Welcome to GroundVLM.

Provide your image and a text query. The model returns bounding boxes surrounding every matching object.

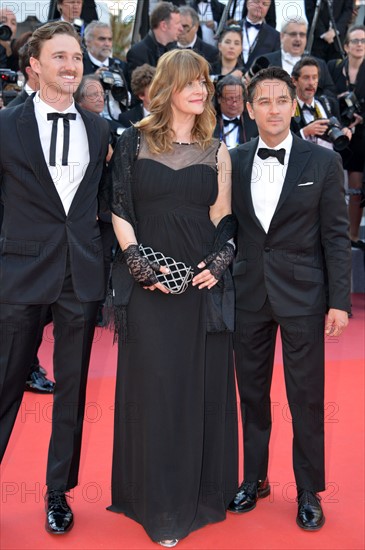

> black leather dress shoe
[228,478,271,513]
[25,370,54,393]
[45,490,74,534]
[296,489,325,531]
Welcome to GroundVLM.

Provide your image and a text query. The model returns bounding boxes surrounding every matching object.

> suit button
[264,247,270,252]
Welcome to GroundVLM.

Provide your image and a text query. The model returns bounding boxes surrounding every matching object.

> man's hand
[321,28,336,44]
[302,119,329,138]
[325,308,349,337]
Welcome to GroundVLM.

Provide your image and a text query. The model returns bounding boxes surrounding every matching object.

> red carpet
[1,293,364,550]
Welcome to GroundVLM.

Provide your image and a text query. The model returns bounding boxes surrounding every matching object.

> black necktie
[246,20,262,30]
[223,117,240,127]
[302,104,317,116]
[47,112,77,167]
[257,147,285,165]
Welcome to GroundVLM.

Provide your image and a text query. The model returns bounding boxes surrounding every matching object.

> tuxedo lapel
[273,133,312,216]
[67,105,101,216]
[17,96,65,213]
[238,137,265,230]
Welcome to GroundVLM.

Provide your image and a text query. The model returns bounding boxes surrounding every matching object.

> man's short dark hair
[291,56,320,80]
[28,21,81,60]
[150,2,180,30]
[18,42,31,81]
[131,64,156,97]
[247,66,296,103]
[216,74,246,100]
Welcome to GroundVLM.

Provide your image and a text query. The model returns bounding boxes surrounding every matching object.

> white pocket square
[298,181,314,186]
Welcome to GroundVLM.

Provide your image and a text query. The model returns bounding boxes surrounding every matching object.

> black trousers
[0,265,99,491]
[234,299,325,492]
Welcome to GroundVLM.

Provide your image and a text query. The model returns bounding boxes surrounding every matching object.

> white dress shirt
[221,114,240,149]
[281,49,301,75]
[33,92,90,215]
[242,18,263,64]
[251,132,293,233]
[197,1,217,46]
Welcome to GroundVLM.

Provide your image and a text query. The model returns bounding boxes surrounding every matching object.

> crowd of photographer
[1,0,365,251]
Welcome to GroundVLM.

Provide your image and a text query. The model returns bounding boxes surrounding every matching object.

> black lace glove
[201,242,235,280]
[123,244,160,286]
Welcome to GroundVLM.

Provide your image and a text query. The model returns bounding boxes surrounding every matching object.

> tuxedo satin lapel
[67,106,100,215]
[240,138,264,230]
[273,134,312,216]
[17,97,65,213]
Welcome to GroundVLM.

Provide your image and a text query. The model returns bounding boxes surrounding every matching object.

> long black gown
[108,137,238,542]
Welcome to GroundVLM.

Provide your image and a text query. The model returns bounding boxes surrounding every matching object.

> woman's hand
[348,113,363,129]
[124,244,170,293]
[193,243,235,290]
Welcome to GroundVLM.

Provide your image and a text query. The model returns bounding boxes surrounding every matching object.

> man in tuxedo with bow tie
[262,17,336,98]
[0,21,109,534]
[229,66,351,530]
[241,0,280,73]
[214,74,258,147]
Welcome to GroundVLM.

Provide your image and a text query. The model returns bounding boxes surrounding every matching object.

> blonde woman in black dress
[108,49,238,547]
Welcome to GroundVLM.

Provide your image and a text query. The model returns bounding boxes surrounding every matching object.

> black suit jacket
[242,22,280,72]
[0,97,110,304]
[118,103,144,127]
[188,36,218,65]
[190,0,225,39]
[290,95,341,137]
[214,112,258,144]
[263,50,337,98]
[126,31,177,78]
[82,52,128,76]
[5,89,30,108]
[305,0,353,57]
[231,134,351,316]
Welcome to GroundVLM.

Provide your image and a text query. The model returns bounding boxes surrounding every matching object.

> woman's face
[345,29,365,61]
[171,76,208,118]
[218,32,242,63]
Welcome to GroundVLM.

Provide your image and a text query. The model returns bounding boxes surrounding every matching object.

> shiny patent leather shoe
[228,478,271,513]
[25,369,54,394]
[158,540,179,548]
[45,490,74,534]
[296,489,325,531]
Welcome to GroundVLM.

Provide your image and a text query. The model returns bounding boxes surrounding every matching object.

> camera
[99,61,129,113]
[247,56,270,79]
[0,68,18,84]
[322,116,350,151]
[0,23,12,41]
[339,91,363,126]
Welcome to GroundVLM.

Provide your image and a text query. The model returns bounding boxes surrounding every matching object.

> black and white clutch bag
[139,244,193,294]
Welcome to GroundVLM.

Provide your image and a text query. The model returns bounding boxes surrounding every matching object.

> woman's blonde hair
[136,49,216,153]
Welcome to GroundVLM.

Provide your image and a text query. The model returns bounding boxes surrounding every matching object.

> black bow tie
[257,147,285,165]
[246,20,262,30]
[302,103,317,115]
[223,117,240,127]
[47,112,77,167]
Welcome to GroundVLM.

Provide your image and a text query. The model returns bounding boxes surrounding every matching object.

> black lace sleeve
[109,126,140,231]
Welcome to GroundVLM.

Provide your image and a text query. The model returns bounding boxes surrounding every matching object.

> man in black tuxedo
[189,0,225,46]
[262,17,336,97]
[229,67,351,530]
[305,0,353,61]
[127,2,183,78]
[240,0,280,73]
[83,20,128,79]
[227,0,276,29]
[214,74,258,147]
[0,21,109,534]
[177,5,218,64]
[290,56,352,149]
